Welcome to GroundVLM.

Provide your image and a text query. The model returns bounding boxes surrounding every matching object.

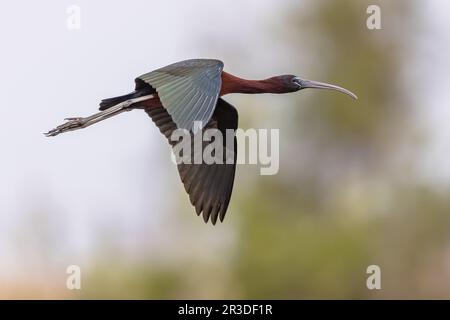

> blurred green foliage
[78,0,450,299]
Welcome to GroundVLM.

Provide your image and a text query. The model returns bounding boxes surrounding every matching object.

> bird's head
[276,75,357,99]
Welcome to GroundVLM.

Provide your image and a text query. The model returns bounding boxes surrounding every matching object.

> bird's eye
[292,78,301,87]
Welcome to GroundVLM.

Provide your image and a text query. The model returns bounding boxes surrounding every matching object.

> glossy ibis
[46,59,357,224]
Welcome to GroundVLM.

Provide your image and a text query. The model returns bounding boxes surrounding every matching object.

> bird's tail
[46,90,156,137]
[99,87,154,111]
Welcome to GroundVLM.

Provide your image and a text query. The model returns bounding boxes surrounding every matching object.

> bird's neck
[220,72,286,95]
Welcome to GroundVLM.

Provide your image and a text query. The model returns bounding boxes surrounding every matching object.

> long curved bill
[297,78,358,100]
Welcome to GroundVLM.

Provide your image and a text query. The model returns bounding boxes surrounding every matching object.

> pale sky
[0,0,295,277]
[0,0,449,279]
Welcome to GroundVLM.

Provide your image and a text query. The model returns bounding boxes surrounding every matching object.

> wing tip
[198,203,229,225]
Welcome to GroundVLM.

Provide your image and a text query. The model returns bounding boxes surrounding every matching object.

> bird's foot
[44,95,155,138]
[45,117,87,137]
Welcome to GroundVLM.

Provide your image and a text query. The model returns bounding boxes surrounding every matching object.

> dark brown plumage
[45,58,356,224]
[145,99,237,224]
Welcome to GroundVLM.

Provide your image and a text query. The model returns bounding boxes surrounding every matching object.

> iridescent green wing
[137,59,224,132]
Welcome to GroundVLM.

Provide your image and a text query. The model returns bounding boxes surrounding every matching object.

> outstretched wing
[145,98,238,224]
[137,59,224,132]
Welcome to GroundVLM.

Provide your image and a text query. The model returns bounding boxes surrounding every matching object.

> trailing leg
[45,94,154,137]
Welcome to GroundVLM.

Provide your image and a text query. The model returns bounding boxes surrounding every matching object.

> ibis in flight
[46,59,357,224]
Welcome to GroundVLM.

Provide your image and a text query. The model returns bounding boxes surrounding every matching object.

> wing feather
[145,98,238,224]
[138,59,223,132]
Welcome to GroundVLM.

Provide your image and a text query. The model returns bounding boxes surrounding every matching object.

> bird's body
[46,59,357,224]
